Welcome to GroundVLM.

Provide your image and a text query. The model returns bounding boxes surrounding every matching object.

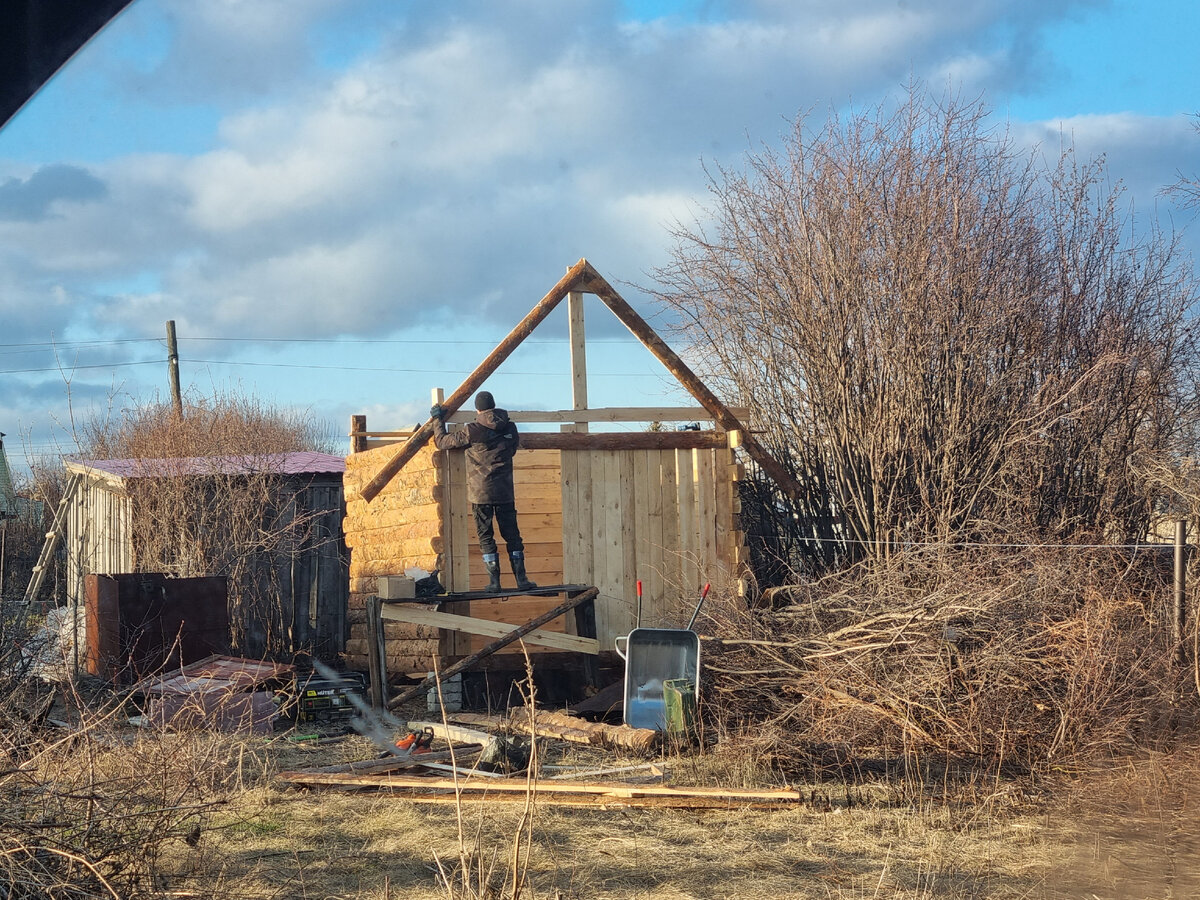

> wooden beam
[275,771,805,804]
[440,406,751,424]
[519,431,726,451]
[359,258,592,503]
[350,414,368,453]
[568,290,589,433]
[289,746,476,775]
[365,595,386,709]
[387,587,599,709]
[452,708,659,754]
[380,603,600,654]
[574,262,802,498]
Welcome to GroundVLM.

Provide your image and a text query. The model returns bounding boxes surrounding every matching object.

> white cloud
[4,0,1193,448]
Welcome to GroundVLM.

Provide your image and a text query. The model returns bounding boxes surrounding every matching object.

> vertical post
[165,320,182,417]
[431,388,454,606]
[350,415,367,454]
[571,588,600,689]
[1175,519,1187,660]
[365,594,386,709]
[568,290,588,433]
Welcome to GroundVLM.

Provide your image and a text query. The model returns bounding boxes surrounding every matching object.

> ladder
[22,473,81,605]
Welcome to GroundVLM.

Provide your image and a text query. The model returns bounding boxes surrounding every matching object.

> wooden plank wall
[561,445,746,649]
[343,442,443,674]
[343,434,747,672]
[441,448,568,656]
[66,479,134,610]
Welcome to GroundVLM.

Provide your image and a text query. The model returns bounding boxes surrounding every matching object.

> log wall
[343,441,442,673]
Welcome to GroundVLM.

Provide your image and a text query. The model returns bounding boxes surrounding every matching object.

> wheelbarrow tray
[615,627,700,731]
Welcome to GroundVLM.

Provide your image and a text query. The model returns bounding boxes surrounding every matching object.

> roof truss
[359,259,798,502]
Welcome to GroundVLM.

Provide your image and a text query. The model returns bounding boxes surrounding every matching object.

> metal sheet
[132,654,293,697]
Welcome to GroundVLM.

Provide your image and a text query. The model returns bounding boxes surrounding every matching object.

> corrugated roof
[67,451,346,481]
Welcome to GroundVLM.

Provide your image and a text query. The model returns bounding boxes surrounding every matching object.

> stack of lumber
[276,769,803,809]
[449,708,660,754]
[276,709,801,810]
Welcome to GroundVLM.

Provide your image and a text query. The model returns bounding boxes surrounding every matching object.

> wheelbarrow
[614,582,709,731]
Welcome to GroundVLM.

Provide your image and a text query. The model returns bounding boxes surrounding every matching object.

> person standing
[431,390,536,592]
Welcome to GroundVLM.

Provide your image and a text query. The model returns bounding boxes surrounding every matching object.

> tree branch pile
[701,549,1193,774]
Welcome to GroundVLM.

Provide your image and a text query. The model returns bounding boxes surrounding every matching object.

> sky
[1,0,1199,475]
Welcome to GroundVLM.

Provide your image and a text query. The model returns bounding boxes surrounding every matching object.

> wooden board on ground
[275,771,805,810]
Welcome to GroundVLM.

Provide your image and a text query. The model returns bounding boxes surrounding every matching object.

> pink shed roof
[67,451,345,481]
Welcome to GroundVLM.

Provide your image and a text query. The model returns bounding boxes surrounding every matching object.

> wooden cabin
[342,261,797,680]
[61,451,349,661]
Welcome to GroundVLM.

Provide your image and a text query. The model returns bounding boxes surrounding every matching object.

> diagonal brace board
[574,262,802,497]
[380,603,600,654]
[388,587,599,709]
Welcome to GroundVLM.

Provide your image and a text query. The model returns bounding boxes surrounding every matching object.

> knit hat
[474,390,495,411]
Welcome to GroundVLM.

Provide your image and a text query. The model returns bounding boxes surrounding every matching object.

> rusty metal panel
[132,655,293,696]
[84,573,230,684]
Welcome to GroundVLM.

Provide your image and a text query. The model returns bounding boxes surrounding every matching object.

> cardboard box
[376,575,416,600]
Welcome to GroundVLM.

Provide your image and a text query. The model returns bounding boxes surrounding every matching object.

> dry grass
[1044,745,1200,899]
[9,580,1197,898]
[175,771,1055,899]
[9,678,1184,900]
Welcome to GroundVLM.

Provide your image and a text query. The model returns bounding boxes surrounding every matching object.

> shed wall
[66,478,134,611]
[342,434,746,674]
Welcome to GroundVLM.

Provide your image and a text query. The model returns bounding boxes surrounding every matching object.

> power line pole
[166,319,182,416]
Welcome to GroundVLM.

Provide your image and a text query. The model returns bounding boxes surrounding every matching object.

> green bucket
[662,677,697,738]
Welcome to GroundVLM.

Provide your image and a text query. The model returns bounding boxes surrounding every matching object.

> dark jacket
[433,407,520,504]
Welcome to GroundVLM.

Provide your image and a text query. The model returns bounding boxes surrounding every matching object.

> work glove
[429,404,445,420]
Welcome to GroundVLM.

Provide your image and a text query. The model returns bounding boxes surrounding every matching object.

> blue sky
[2,0,1198,472]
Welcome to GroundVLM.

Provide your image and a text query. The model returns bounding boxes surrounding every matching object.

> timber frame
[342,260,795,678]
[356,259,799,502]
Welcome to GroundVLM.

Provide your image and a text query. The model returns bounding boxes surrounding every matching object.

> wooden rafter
[359,258,799,503]
[574,261,801,497]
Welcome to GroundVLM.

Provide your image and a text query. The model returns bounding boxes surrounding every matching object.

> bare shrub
[0,688,245,898]
[701,548,1189,777]
[654,85,1200,576]
[79,390,334,460]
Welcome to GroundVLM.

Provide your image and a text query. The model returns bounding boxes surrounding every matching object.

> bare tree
[1165,112,1200,210]
[654,87,1200,576]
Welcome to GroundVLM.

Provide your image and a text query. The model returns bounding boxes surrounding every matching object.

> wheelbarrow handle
[686,583,712,631]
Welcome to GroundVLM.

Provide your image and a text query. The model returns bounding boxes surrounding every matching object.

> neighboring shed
[0,433,15,518]
[343,260,798,679]
[63,451,349,660]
